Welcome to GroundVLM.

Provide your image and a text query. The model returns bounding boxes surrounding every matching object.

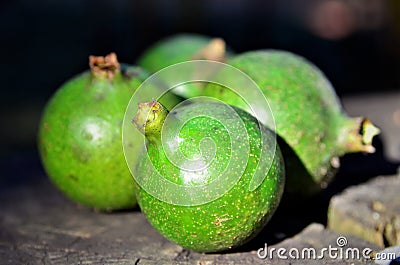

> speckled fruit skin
[197,50,379,194]
[133,101,284,252]
[38,60,180,211]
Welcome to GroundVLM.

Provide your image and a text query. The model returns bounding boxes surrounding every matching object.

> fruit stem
[191,38,227,62]
[338,117,380,154]
[132,100,169,142]
[89,52,120,79]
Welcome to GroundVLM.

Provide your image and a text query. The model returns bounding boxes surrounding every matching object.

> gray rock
[328,173,400,248]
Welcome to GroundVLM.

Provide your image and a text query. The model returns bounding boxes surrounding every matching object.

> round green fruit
[38,53,180,211]
[131,100,285,252]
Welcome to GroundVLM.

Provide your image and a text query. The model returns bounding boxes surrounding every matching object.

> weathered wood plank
[1,176,381,265]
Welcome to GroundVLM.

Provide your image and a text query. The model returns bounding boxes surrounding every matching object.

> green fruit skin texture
[199,50,363,193]
[134,102,285,252]
[38,65,180,211]
[137,34,218,73]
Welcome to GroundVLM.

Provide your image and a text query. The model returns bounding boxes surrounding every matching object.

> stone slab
[328,172,400,247]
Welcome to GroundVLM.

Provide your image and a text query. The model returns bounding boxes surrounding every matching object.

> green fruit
[131,100,285,252]
[137,34,229,73]
[38,53,180,211]
[137,34,233,99]
[185,50,380,194]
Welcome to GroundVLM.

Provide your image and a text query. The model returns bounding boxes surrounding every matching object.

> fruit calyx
[340,117,380,154]
[132,100,169,142]
[89,52,120,79]
[192,38,227,62]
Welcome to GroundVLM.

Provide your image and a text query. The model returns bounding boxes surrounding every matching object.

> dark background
[1,0,400,158]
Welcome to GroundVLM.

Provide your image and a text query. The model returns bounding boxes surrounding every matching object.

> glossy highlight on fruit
[131,100,285,252]
[189,50,380,194]
[38,53,180,211]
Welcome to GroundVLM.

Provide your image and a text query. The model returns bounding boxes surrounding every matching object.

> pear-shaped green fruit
[131,100,285,252]
[184,50,380,194]
[38,53,181,211]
